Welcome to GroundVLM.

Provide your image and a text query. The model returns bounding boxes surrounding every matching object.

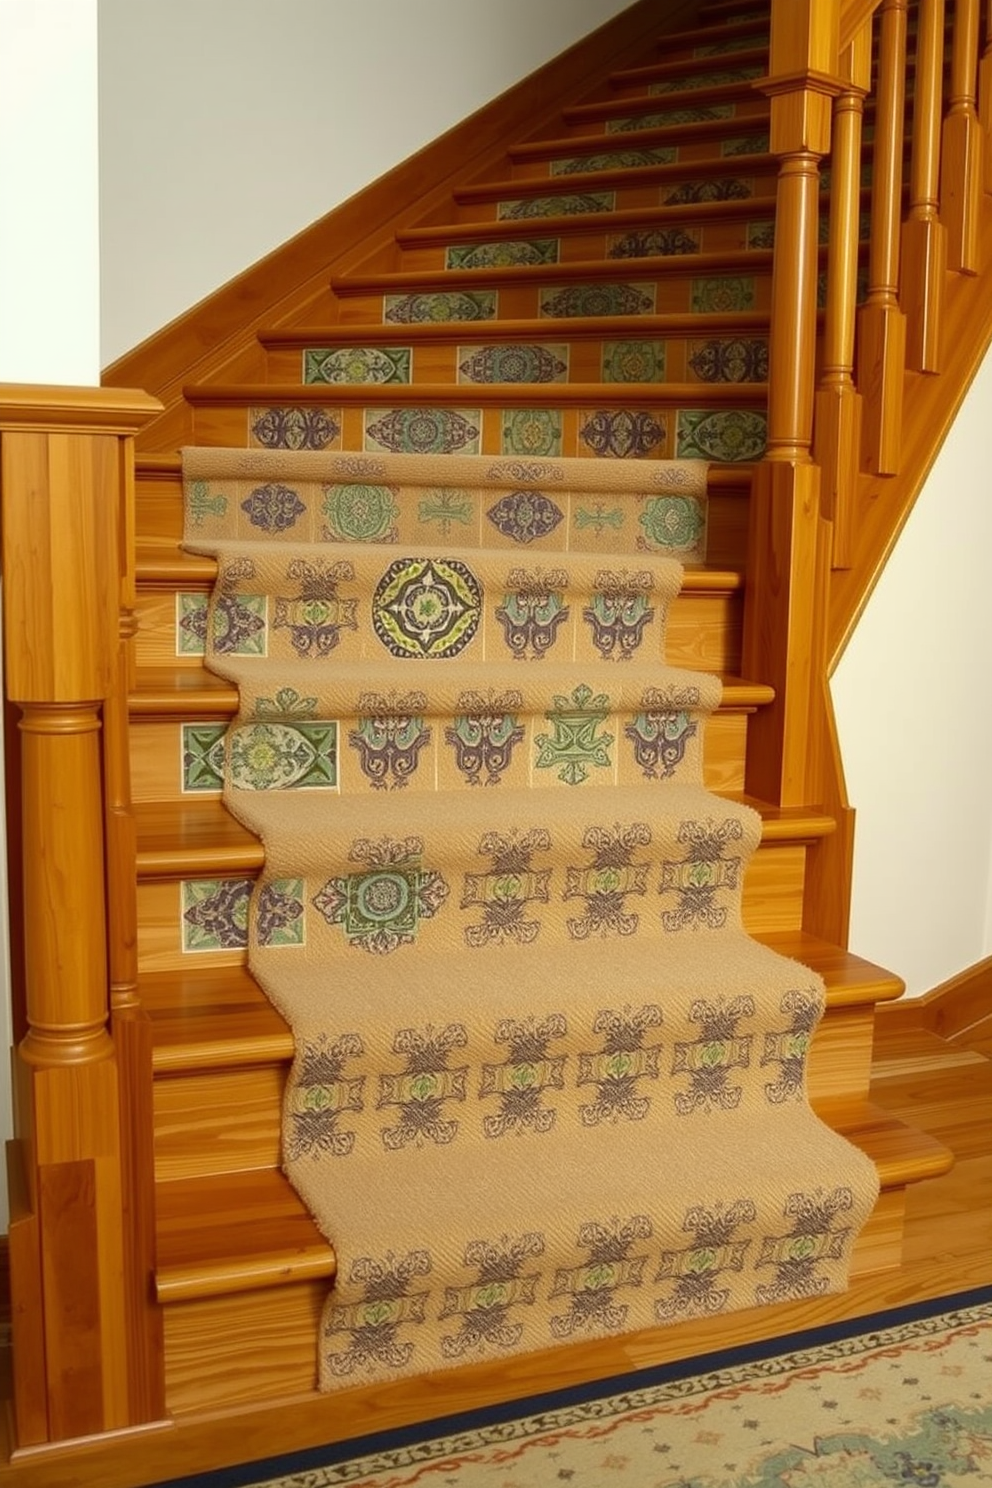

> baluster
[814,26,872,568]
[857,0,908,475]
[902,0,949,369]
[942,0,984,268]
[980,0,992,190]
[743,0,841,806]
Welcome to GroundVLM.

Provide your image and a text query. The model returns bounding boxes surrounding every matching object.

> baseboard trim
[876,956,992,1039]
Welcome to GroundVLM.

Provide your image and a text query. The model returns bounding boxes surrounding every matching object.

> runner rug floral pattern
[160,1292,992,1487]
[182,446,879,1392]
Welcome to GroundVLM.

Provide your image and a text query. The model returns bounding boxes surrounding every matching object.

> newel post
[742,0,842,806]
[0,384,161,1446]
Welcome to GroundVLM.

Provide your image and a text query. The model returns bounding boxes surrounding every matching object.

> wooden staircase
[7,0,992,1460]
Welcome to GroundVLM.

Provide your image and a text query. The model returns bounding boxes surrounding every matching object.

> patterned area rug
[182,447,879,1393]
[150,1290,992,1488]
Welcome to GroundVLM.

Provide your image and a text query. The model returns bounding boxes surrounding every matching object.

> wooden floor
[2,1005,989,1488]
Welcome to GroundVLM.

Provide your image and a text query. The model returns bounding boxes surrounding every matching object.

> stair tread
[329,249,775,295]
[143,929,904,1074]
[133,792,835,880]
[562,76,767,124]
[181,380,767,406]
[260,311,773,346]
[609,45,769,89]
[506,120,771,165]
[152,1098,950,1304]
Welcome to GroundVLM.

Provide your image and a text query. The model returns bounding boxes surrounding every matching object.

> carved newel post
[0,384,160,1446]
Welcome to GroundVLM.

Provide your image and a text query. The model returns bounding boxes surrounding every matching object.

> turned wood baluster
[0,384,160,1446]
[980,0,992,190]
[814,26,871,568]
[902,0,950,370]
[857,0,908,475]
[942,0,984,268]
[742,0,841,807]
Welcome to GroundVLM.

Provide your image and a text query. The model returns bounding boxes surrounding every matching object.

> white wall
[98,0,633,364]
[0,0,102,1233]
[832,342,992,997]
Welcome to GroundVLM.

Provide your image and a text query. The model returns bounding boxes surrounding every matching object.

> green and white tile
[607,103,735,134]
[364,408,482,456]
[602,341,667,382]
[182,723,227,792]
[181,877,252,953]
[690,276,756,313]
[176,592,208,656]
[445,240,559,270]
[457,344,569,384]
[496,192,615,221]
[501,409,563,457]
[303,347,412,385]
[549,147,677,175]
[539,283,656,318]
[676,408,768,461]
[384,290,497,324]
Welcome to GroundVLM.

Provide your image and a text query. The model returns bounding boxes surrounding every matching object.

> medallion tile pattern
[457,343,568,384]
[303,347,411,386]
[176,591,208,655]
[607,103,735,132]
[228,719,338,791]
[649,65,763,93]
[535,683,614,785]
[664,176,753,204]
[497,192,615,220]
[601,340,667,382]
[487,489,565,544]
[677,408,768,461]
[550,147,676,175]
[384,290,497,324]
[688,336,769,382]
[500,409,563,457]
[608,227,701,259]
[365,408,481,456]
[445,240,558,270]
[250,406,341,451]
[690,275,756,312]
[539,283,655,318]
[579,409,666,459]
[321,482,400,543]
[372,557,482,660]
[181,877,252,953]
[312,837,449,956]
[182,722,227,792]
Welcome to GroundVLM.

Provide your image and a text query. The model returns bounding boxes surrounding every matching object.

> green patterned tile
[384,290,497,323]
[690,276,756,313]
[649,66,763,94]
[303,347,411,385]
[602,341,667,382]
[608,227,700,259]
[182,723,227,792]
[227,720,337,791]
[176,592,208,656]
[211,593,268,657]
[181,877,252,953]
[746,221,775,250]
[539,283,656,318]
[496,192,615,221]
[550,147,676,175]
[416,488,477,537]
[676,408,768,462]
[664,178,753,205]
[364,408,481,455]
[457,344,568,384]
[721,134,770,157]
[445,240,559,270]
[501,409,563,457]
[695,35,768,56]
[607,103,735,134]
[257,879,306,948]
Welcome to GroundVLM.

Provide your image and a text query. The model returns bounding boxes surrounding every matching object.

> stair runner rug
[182,446,879,1394]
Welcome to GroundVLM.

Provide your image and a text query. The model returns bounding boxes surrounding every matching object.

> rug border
[149,1284,992,1488]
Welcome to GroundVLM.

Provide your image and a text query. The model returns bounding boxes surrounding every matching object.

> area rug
[150,1288,992,1487]
[182,447,879,1393]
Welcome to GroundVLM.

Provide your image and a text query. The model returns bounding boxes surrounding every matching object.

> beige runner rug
[182,446,879,1393]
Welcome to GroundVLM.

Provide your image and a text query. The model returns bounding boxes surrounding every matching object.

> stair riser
[136,842,808,974]
[129,710,752,804]
[186,398,768,468]
[450,166,778,220]
[264,329,771,385]
[150,1000,877,1184]
[506,115,772,179]
[159,1190,906,1415]
[135,588,745,677]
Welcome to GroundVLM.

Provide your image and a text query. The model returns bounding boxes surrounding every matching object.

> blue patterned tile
[249,406,341,451]
[579,410,666,458]
[457,344,568,384]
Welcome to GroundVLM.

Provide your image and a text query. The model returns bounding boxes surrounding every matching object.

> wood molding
[875,955,992,1037]
[100,0,689,445]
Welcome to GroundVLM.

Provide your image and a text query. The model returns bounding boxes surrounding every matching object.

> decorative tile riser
[332,274,775,326]
[133,588,743,675]
[447,171,779,226]
[160,1189,906,1416]
[189,401,768,463]
[395,216,770,274]
[129,707,750,804]
[150,1002,876,1185]
[135,842,809,973]
[508,123,774,180]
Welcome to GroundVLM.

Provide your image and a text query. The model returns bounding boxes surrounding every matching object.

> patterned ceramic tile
[676,408,768,461]
[695,35,768,56]
[445,240,559,270]
[416,488,477,537]
[539,283,655,318]
[573,502,627,536]
[746,220,776,249]
[176,592,208,656]
[602,341,667,382]
[487,490,565,543]
[303,347,411,385]
[608,227,701,259]
[384,291,497,323]
[227,720,338,791]
[500,409,563,457]
[649,65,763,94]
[182,722,227,792]
[690,276,756,313]
[578,410,666,458]
[534,684,614,786]
[457,344,568,384]
[549,147,677,175]
[249,406,341,451]
[663,177,753,205]
[364,408,481,455]
[321,482,400,542]
[181,877,252,953]
[721,133,770,156]
[211,593,268,656]
[496,192,615,220]
[637,493,707,554]
[688,337,769,382]
[607,104,735,134]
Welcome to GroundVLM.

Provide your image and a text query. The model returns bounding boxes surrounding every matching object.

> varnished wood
[940,0,984,271]
[980,0,992,191]
[901,0,948,370]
